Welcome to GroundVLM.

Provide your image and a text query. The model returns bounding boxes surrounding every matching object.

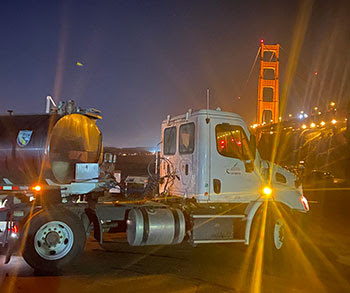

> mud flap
[85,208,103,243]
[4,236,20,264]
[4,245,12,264]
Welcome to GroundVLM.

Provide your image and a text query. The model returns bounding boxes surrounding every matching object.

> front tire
[22,209,86,274]
[250,202,293,270]
[264,205,290,266]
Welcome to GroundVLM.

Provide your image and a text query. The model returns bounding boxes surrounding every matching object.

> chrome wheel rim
[273,219,284,250]
[34,221,74,260]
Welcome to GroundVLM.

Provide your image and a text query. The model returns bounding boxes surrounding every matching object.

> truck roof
[163,109,243,124]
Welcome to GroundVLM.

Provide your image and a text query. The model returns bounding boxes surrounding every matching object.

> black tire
[250,202,294,272]
[22,208,86,274]
[264,204,289,268]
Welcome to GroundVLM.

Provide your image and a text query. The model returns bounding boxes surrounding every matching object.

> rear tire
[22,209,86,274]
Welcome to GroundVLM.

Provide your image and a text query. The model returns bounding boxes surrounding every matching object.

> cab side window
[215,123,250,160]
[163,126,176,155]
[179,123,195,154]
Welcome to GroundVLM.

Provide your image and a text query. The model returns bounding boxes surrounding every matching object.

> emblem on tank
[17,130,33,147]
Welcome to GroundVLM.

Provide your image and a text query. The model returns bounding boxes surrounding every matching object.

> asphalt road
[1,196,350,293]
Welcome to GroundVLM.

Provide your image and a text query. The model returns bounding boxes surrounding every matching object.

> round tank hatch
[49,114,102,183]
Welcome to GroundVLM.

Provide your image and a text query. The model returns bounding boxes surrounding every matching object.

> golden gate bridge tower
[257,40,280,124]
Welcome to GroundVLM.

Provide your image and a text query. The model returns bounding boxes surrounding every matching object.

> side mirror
[249,134,256,161]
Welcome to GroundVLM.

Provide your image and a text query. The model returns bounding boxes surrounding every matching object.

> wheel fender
[244,201,262,245]
[19,208,44,230]
[274,186,305,211]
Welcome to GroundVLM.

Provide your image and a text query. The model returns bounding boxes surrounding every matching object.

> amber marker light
[262,186,272,196]
[32,185,42,192]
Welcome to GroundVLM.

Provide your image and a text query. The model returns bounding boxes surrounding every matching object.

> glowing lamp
[32,185,41,192]
[300,195,309,211]
[262,186,272,196]
[12,225,18,234]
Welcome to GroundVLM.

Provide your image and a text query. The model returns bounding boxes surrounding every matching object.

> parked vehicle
[302,170,334,188]
[0,105,309,273]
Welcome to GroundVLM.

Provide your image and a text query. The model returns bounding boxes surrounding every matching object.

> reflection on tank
[0,113,102,184]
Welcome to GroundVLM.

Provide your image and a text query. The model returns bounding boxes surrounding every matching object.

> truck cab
[160,109,307,212]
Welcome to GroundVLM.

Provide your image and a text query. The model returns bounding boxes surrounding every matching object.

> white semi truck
[0,105,309,273]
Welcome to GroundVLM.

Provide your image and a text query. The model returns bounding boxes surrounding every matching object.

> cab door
[160,122,196,197]
[177,122,195,195]
[209,121,261,202]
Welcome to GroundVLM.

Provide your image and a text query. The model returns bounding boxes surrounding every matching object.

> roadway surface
[1,192,350,293]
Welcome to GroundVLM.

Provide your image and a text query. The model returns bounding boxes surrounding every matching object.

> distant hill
[104,146,155,156]
[103,146,156,177]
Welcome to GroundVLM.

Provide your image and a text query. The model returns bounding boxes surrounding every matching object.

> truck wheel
[264,205,289,263]
[250,203,292,270]
[22,209,86,274]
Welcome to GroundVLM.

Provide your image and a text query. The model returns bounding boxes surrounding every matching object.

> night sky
[0,0,349,147]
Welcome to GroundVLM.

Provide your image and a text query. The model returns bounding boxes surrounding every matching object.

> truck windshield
[215,124,249,160]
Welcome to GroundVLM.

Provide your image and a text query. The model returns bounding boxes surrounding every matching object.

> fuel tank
[0,113,102,184]
[127,207,186,246]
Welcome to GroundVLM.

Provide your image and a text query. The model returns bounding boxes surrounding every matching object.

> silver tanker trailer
[0,100,117,272]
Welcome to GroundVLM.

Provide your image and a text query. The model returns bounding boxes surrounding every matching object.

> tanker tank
[0,112,102,185]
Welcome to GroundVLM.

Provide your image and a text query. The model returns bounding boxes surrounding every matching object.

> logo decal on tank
[17,130,33,147]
